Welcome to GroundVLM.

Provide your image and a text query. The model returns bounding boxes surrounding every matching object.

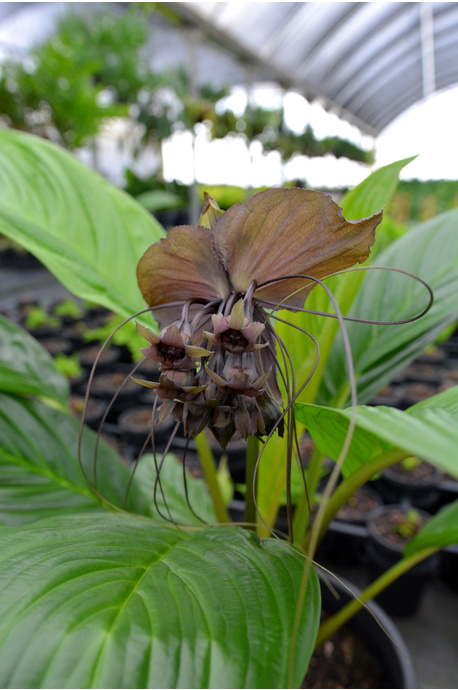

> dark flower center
[221,329,249,354]
[158,343,186,362]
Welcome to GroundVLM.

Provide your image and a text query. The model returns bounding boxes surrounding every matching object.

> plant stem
[288,557,314,689]
[244,436,259,531]
[315,546,439,646]
[292,446,324,543]
[304,449,409,549]
[194,432,230,524]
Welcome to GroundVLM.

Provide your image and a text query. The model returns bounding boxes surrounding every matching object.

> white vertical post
[186,28,200,225]
[420,2,436,99]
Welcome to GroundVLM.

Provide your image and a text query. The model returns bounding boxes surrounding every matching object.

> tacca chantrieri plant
[133,188,382,451]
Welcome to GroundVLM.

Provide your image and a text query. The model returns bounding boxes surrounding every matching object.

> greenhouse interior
[0,3,457,689]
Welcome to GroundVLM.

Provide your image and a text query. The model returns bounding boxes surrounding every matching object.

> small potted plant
[23,304,61,340]
[378,455,443,510]
[365,505,436,616]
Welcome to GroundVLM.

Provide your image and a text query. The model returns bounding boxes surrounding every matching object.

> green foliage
[212,108,374,165]
[294,387,458,480]
[319,208,458,406]
[0,129,165,319]
[0,315,69,406]
[405,500,458,555]
[123,169,188,212]
[0,389,218,525]
[84,313,145,362]
[1,130,457,686]
[56,7,153,104]
[0,6,154,148]
[393,508,423,539]
[24,305,59,330]
[53,352,82,380]
[0,515,320,689]
[388,178,458,224]
[0,330,320,687]
[51,297,84,319]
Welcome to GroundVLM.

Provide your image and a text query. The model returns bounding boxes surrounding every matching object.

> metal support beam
[420,2,436,98]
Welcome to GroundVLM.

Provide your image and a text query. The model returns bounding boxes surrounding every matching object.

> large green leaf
[0,129,165,318]
[0,392,216,525]
[294,386,458,478]
[0,514,320,689]
[319,209,458,406]
[340,156,416,220]
[0,315,69,407]
[257,159,415,530]
[404,499,458,556]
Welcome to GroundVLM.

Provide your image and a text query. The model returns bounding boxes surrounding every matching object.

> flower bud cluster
[134,299,284,448]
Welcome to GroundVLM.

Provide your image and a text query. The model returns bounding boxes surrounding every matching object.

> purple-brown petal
[212,188,382,308]
[137,225,231,324]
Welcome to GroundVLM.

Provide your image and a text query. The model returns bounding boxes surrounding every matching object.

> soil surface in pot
[372,506,428,548]
[303,620,382,689]
[80,345,121,370]
[117,406,174,436]
[90,371,140,397]
[396,382,438,406]
[387,459,441,484]
[70,395,105,423]
[337,486,382,522]
[404,362,445,383]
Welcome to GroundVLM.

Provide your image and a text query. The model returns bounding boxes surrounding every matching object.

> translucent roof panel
[1,2,457,136]
[170,1,458,135]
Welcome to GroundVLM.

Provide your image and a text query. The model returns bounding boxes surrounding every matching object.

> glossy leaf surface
[256,159,414,530]
[0,393,216,525]
[0,315,69,406]
[0,129,164,318]
[294,387,458,478]
[405,500,458,556]
[340,156,416,220]
[216,187,382,308]
[0,515,320,689]
[319,209,458,406]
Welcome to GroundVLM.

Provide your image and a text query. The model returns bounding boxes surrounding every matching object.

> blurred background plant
[0,4,376,219]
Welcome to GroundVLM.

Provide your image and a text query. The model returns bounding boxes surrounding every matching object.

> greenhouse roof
[167,1,458,136]
[1,2,457,137]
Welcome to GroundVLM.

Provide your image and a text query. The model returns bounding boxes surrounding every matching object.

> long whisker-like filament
[124,395,160,510]
[181,437,208,525]
[255,265,434,326]
[78,301,186,493]
[257,274,358,553]
[250,312,321,541]
[152,420,181,524]
[92,360,143,490]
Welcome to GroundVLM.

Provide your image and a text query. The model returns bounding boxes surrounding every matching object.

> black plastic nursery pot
[117,405,177,454]
[303,577,418,689]
[0,246,42,269]
[394,382,440,409]
[79,345,122,373]
[434,474,458,512]
[70,395,107,431]
[378,460,443,511]
[89,371,143,420]
[403,361,446,385]
[365,505,437,618]
[439,543,458,593]
[39,336,73,357]
[58,322,89,350]
[317,485,383,567]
